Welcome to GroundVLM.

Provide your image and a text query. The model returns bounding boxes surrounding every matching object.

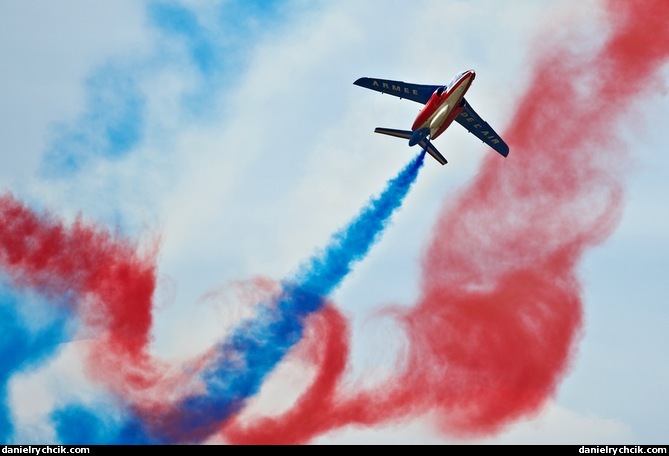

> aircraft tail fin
[374,127,448,165]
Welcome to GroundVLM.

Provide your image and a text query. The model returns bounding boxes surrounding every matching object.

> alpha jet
[354,70,509,165]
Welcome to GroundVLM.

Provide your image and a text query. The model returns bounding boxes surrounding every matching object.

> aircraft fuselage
[411,70,475,140]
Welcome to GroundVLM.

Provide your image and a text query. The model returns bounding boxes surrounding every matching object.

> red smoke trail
[0,193,221,432]
[222,0,669,443]
[0,194,173,397]
[0,195,156,353]
[222,304,350,445]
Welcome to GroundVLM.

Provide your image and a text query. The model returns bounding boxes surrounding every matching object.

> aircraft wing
[455,98,509,157]
[354,78,441,105]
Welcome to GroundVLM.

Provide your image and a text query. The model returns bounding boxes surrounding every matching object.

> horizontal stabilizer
[374,127,447,165]
[373,127,412,141]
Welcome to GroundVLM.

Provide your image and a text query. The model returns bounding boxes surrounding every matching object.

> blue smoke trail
[44,68,146,175]
[15,152,424,444]
[43,1,290,177]
[0,289,68,443]
[166,152,426,442]
[52,404,160,445]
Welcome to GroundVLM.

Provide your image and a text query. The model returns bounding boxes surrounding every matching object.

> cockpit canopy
[447,70,471,88]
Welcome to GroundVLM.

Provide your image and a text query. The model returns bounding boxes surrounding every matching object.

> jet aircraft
[354,70,509,165]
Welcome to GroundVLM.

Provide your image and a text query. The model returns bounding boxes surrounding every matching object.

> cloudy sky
[1,0,667,444]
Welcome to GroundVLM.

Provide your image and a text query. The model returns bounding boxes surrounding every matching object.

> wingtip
[494,142,509,157]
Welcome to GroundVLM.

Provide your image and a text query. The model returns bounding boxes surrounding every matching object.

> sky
[0,0,667,445]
